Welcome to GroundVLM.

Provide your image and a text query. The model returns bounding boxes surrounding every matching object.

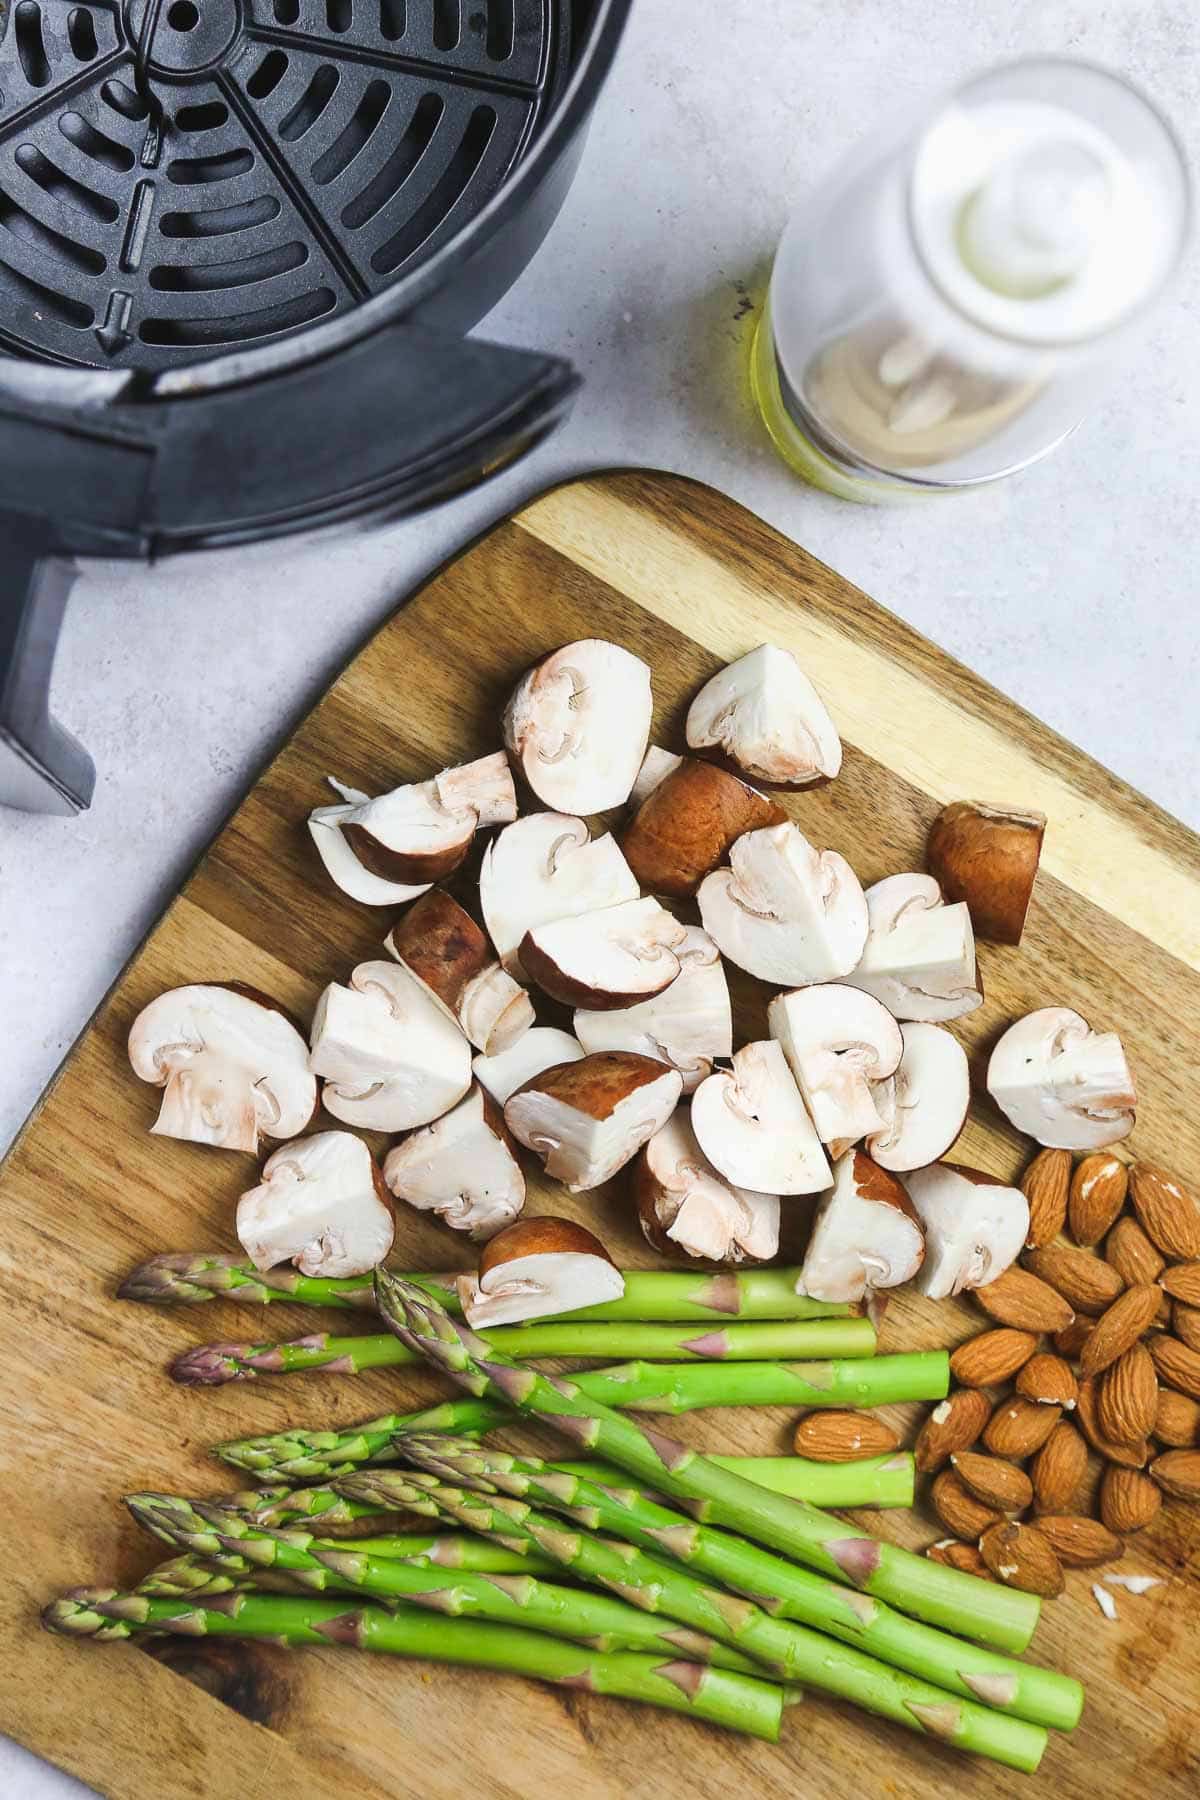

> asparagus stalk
[218,1502,562,1573]
[43,1590,784,1740]
[214,1396,504,1479]
[560,1456,916,1510]
[372,1272,1033,1654]
[120,1258,455,1311]
[398,1439,1082,1734]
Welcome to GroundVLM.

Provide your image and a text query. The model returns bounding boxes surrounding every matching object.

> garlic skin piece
[686,644,842,787]
[237,1131,394,1277]
[987,1007,1136,1150]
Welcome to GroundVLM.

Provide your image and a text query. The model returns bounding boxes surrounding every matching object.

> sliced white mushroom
[383,1084,525,1240]
[866,1022,971,1172]
[309,800,433,907]
[472,1028,586,1107]
[686,644,842,787]
[987,1007,1136,1150]
[573,925,732,1093]
[768,984,902,1151]
[479,813,640,978]
[690,1040,831,1195]
[128,983,316,1154]
[697,823,868,986]
[904,1163,1029,1298]
[504,1051,683,1192]
[628,745,684,810]
[384,889,533,1057]
[635,1109,780,1264]
[236,1131,395,1277]
[309,960,471,1132]
[521,896,688,1010]
[796,1149,925,1305]
[843,873,983,1022]
[502,640,653,813]
[457,1216,625,1328]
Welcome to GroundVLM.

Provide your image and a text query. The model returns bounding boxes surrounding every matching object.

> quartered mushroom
[927,801,1046,946]
[904,1163,1029,1298]
[503,1051,683,1192]
[987,1007,1137,1150]
[768,983,903,1153]
[620,758,786,898]
[472,1028,586,1107]
[384,889,533,1057]
[236,1130,395,1278]
[796,1150,925,1306]
[686,643,842,787]
[520,896,688,1010]
[382,1083,525,1240]
[502,639,653,813]
[842,873,983,1022]
[458,1216,625,1328]
[574,924,732,1093]
[308,960,472,1132]
[866,1021,970,1172]
[479,812,640,978]
[628,745,684,810]
[635,1108,780,1264]
[127,982,316,1154]
[690,1039,831,1195]
[697,822,868,986]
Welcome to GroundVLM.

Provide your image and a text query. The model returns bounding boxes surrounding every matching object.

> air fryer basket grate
[0,0,569,368]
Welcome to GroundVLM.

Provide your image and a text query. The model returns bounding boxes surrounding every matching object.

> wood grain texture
[2,470,1199,1799]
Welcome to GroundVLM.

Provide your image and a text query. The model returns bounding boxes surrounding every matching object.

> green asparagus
[560,1455,916,1510]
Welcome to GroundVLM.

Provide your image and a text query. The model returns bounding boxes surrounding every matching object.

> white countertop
[2,3,1197,1792]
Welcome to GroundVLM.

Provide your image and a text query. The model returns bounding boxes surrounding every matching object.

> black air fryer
[0,0,630,813]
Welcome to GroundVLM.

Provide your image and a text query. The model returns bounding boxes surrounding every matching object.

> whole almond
[793,1411,901,1462]
[1034,1514,1125,1569]
[1015,1353,1078,1410]
[950,1450,1034,1513]
[1106,1215,1165,1284]
[984,1396,1062,1458]
[974,1268,1074,1333]
[927,1540,991,1579]
[1129,1164,1200,1260]
[930,1470,1002,1540]
[1076,1376,1150,1467]
[1031,1421,1088,1513]
[1160,1262,1200,1308]
[1054,1316,1095,1359]
[1100,1466,1162,1534]
[1171,1302,1200,1354]
[949,1328,1039,1389]
[1148,1448,1200,1501]
[1079,1284,1164,1379]
[978,1521,1064,1597]
[914,1388,992,1473]
[1024,1245,1125,1315]
[1155,1387,1200,1448]
[1097,1343,1158,1443]
[1021,1148,1070,1249]
[1069,1153,1129,1247]
[1148,1334,1200,1400]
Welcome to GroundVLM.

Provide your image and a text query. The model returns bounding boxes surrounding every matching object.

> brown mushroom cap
[621,759,786,899]
[504,1051,684,1192]
[927,802,1046,945]
[459,1214,625,1327]
[477,1214,617,1279]
[519,897,687,1010]
[385,890,533,1057]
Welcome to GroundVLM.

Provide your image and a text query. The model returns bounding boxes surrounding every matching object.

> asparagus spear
[43,1590,785,1741]
[172,1317,877,1385]
[119,1258,455,1311]
[219,1502,563,1572]
[560,1455,916,1510]
[125,1494,760,1675]
[215,1396,504,1479]
[372,1272,1033,1654]
[397,1439,1082,1734]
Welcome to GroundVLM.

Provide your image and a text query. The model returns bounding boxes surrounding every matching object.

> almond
[1021,1147,1070,1249]
[1148,1448,1200,1501]
[1031,1421,1088,1513]
[1079,1284,1164,1378]
[1171,1301,1200,1354]
[949,1328,1039,1389]
[927,1539,991,1579]
[950,1450,1033,1513]
[973,1267,1075,1333]
[1099,1466,1162,1534]
[792,1410,900,1462]
[1129,1164,1200,1260]
[930,1470,1002,1539]
[1054,1316,1095,1359]
[913,1388,992,1474]
[1014,1352,1078,1410]
[1148,1334,1200,1400]
[1155,1387,1200,1448]
[1023,1244,1125,1315]
[1034,1514,1125,1569]
[1068,1153,1129,1247]
[983,1396,1062,1458]
[1097,1343,1158,1443]
[978,1521,1064,1597]
[1160,1262,1200,1308]
[1105,1215,1165,1285]
[1076,1376,1150,1467]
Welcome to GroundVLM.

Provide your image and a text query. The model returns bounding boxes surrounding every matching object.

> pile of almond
[912,1152,1200,1597]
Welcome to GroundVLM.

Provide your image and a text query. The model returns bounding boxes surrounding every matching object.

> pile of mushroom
[126,631,1136,1326]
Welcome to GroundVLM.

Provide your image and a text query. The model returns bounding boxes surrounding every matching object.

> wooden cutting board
[2,470,1199,1800]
